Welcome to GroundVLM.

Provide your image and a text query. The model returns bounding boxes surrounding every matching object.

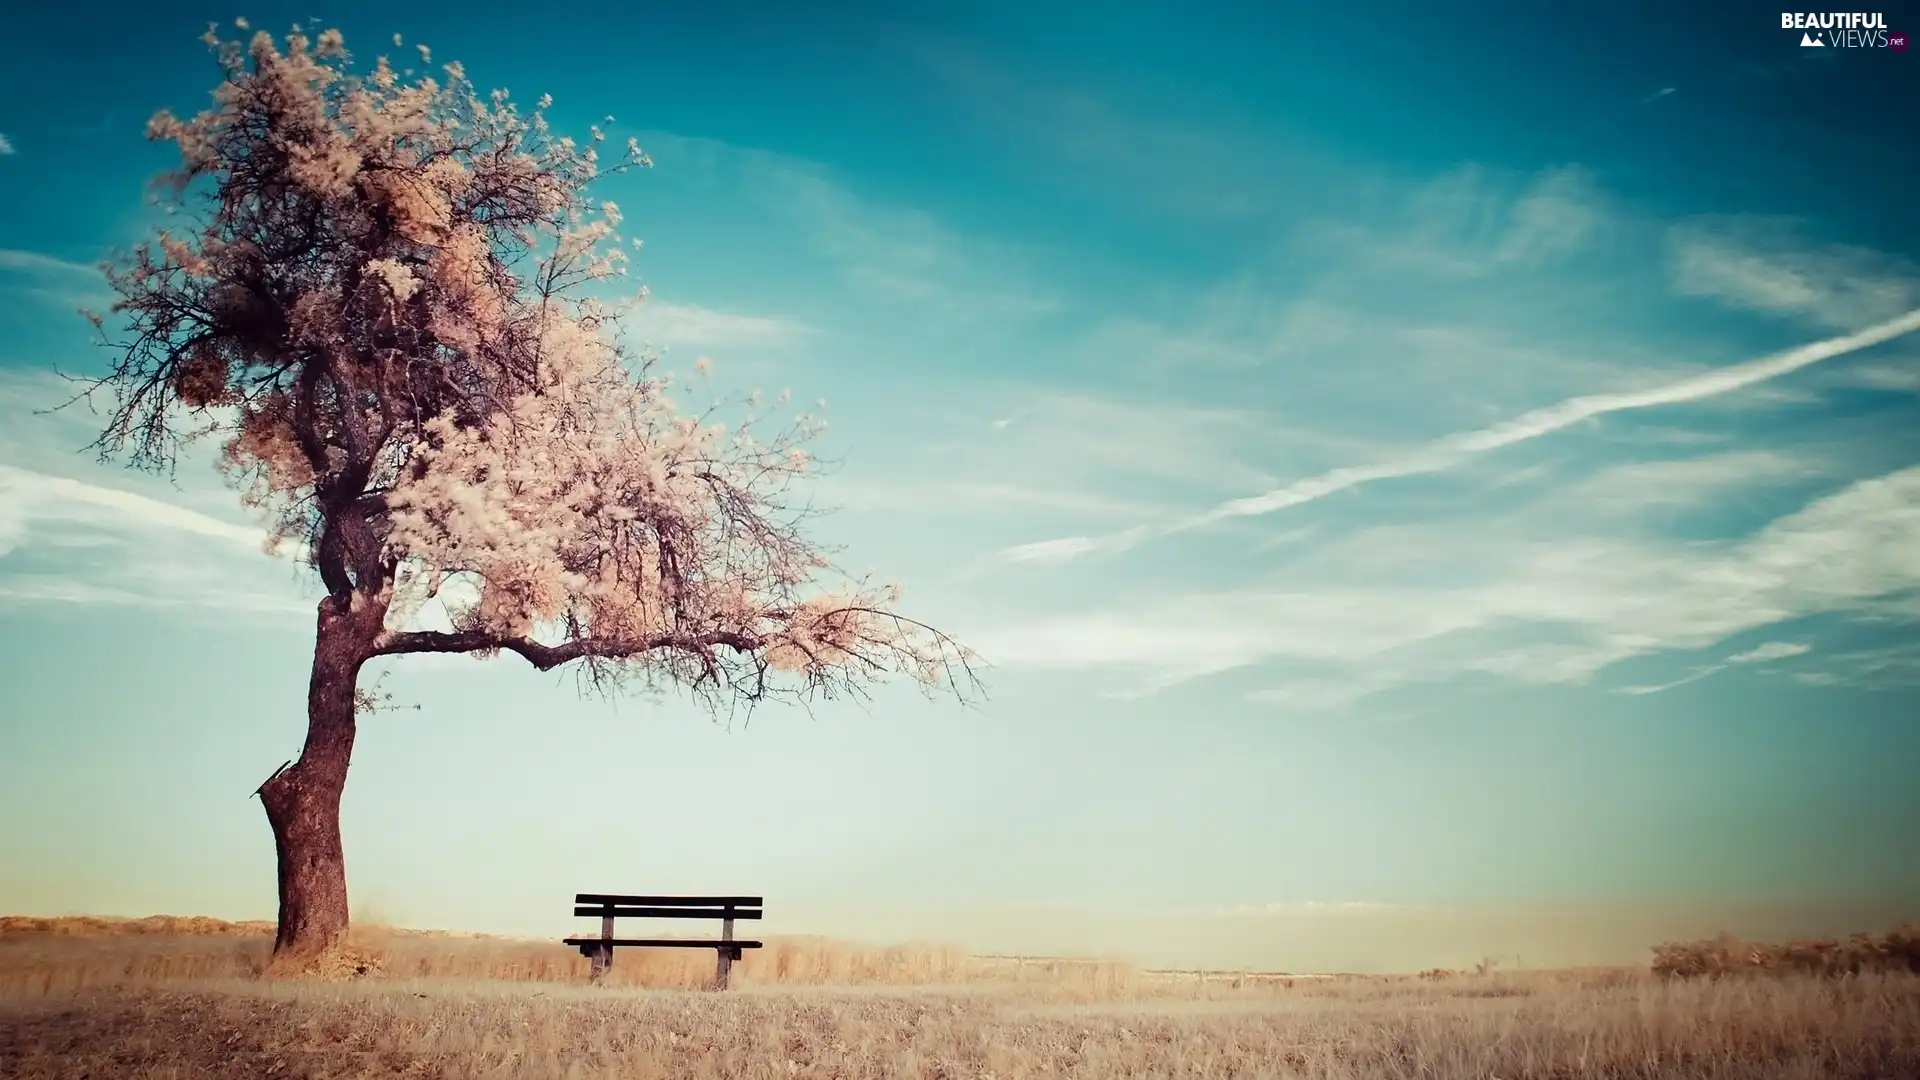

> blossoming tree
[83,24,976,964]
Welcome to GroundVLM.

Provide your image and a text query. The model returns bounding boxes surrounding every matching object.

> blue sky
[2,1,1918,971]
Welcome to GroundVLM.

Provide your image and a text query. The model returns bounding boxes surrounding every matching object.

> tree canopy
[86,23,976,707]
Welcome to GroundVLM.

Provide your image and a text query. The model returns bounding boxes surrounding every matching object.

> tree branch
[372,627,761,670]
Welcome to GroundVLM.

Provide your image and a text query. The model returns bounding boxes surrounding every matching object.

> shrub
[1652,924,1920,979]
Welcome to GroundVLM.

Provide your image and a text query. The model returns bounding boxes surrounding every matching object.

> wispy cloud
[0,463,307,618]
[823,477,1167,521]
[1294,164,1612,283]
[998,308,1920,564]
[1618,642,1810,696]
[1727,641,1812,665]
[859,389,1350,525]
[0,134,14,155]
[1829,362,1920,392]
[1493,167,1606,267]
[628,298,813,349]
[0,465,267,554]
[979,393,1305,492]
[1618,667,1722,696]
[1638,87,1677,105]
[0,249,97,277]
[770,167,1060,318]
[1055,165,1642,460]
[0,248,115,312]
[1561,451,1825,511]
[977,463,1920,702]
[0,372,307,618]
[648,133,1061,321]
[1246,671,1406,712]
[1793,643,1920,691]
[1669,218,1920,330]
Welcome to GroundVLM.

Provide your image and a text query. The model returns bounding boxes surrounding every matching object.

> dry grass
[4,917,1918,1078]
[0,916,987,992]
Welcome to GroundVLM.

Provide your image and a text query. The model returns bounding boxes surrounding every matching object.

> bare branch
[374,627,758,669]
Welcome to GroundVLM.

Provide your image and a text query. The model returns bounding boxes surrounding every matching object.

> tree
[77,23,977,966]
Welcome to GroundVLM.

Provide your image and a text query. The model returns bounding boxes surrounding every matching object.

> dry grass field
[3,917,1918,1079]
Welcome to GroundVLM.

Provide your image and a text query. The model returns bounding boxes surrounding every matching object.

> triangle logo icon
[1801,31,1825,45]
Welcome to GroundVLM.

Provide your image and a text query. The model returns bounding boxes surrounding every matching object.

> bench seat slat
[564,937,763,949]
[575,894,763,906]
[573,905,762,920]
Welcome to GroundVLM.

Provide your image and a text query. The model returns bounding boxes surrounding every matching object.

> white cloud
[1800,644,1920,689]
[998,532,1140,565]
[1618,667,1724,696]
[0,249,116,312]
[0,372,308,618]
[1827,361,1920,392]
[860,389,1356,532]
[1669,219,1920,330]
[0,464,307,617]
[1727,641,1811,664]
[770,168,1061,318]
[0,249,96,277]
[823,478,1164,521]
[1606,640,1811,695]
[1493,167,1604,266]
[977,464,1920,703]
[0,465,268,551]
[1771,642,1920,692]
[1246,672,1403,712]
[628,299,813,349]
[999,307,1920,564]
[1559,451,1824,511]
[650,133,1062,321]
[0,577,155,606]
[1296,164,1610,284]
[0,134,14,155]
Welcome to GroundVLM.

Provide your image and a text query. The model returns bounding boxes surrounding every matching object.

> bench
[563,893,764,988]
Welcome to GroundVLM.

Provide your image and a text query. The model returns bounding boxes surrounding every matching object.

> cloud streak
[978,463,1920,702]
[0,465,268,553]
[999,307,1920,564]
[1727,641,1812,665]
[0,464,307,617]
[1618,641,1812,696]
[0,250,96,277]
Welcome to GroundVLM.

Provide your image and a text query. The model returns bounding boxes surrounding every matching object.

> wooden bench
[563,893,764,988]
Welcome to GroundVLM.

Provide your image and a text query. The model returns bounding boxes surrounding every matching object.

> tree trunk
[259,597,370,961]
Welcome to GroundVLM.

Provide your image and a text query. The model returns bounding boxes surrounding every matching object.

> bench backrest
[574,894,764,921]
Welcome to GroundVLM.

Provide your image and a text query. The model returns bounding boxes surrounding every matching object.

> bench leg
[591,908,616,984]
[715,911,739,990]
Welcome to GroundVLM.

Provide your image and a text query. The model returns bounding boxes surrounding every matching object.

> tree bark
[259,596,372,961]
